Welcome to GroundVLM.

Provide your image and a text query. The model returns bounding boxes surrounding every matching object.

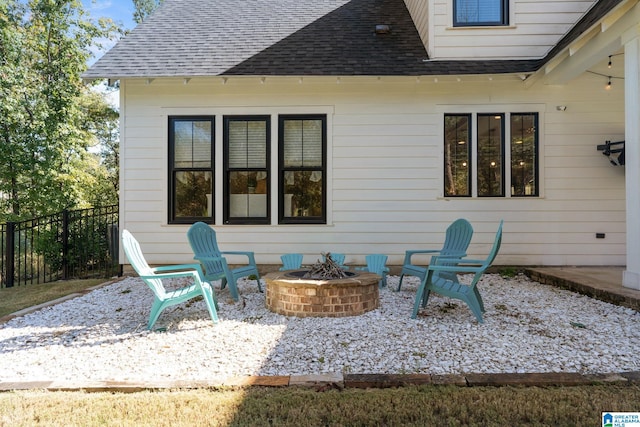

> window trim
[453,0,509,27]
[510,112,539,197]
[278,114,327,225]
[442,110,540,199]
[222,115,271,225]
[477,113,505,197]
[444,114,472,197]
[168,115,215,224]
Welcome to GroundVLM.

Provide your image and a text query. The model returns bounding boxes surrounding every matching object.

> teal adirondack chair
[280,253,303,271]
[187,222,261,301]
[412,220,503,323]
[121,230,219,330]
[356,254,389,288]
[397,218,473,291]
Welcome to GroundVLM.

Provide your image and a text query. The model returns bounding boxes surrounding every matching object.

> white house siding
[120,70,624,268]
[430,0,596,59]
[404,0,430,53]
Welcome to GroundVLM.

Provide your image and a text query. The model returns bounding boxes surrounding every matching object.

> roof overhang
[538,0,639,85]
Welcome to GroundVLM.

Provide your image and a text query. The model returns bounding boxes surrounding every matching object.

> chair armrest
[403,249,438,264]
[221,251,256,263]
[426,263,484,274]
[141,269,203,282]
[151,263,207,280]
[435,256,484,265]
[193,255,226,261]
[193,255,229,268]
[404,249,466,264]
[153,263,203,273]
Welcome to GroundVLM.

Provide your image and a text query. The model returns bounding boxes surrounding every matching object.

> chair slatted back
[280,253,303,270]
[441,218,474,256]
[121,230,166,299]
[365,254,388,276]
[187,222,227,277]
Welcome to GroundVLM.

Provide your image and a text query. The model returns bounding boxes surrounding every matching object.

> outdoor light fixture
[375,24,391,34]
[607,53,623,69]
[586,54,623,89]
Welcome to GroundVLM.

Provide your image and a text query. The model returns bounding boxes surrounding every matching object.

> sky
[82,1,138,107]
[83,0,136,31]
[82,0,137,62]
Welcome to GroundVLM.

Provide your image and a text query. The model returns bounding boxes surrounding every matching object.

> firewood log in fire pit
[303,253,349,280]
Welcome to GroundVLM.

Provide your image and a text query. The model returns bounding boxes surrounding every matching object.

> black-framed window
[444,112,538,198]
[168,116,214,224]
[454,0,508,26]
[444,114,472,197]
[223,116,270,224]
[510,113,538,196]
[279,115,327,224]
[477,114,505,197]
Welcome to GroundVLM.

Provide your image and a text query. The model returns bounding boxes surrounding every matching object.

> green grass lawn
[1,384,639,426]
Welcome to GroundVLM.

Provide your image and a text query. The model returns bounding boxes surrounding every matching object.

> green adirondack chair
[121,230,219,330]
[412,220,503,323]
[187,222,261,301]
[280,253,303,271]
[397,218,473,291]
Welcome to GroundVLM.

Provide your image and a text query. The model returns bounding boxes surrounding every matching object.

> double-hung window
[477,114,505,197]
[279,115,327,224]
[168,116,214,223]
[168,114,327,225]
[510,113,538,196]
[224,116,270,224]
[444,114,472,196]
[453,0,508,26]
[444,112,538,197]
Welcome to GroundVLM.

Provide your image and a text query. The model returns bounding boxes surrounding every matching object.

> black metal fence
[0,205,121,287]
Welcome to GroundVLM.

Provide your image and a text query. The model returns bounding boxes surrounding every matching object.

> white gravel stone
[0,273,639,382]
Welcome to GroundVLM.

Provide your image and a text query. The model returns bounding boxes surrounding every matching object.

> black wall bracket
[597,140,625,166]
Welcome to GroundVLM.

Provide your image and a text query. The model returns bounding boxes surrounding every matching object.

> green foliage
[24,207,118,282]
[0,0,120,222]
[499,267,517,278]
[133,0,164,24]
[32,226,64,272]
[78,90,119,207]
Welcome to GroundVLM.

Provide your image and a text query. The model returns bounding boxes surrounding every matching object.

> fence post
[5,222,14,287]
[62,209,69,280]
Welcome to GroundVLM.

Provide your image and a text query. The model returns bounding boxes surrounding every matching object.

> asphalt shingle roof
[84,0,429,78]
[83,0,624,79]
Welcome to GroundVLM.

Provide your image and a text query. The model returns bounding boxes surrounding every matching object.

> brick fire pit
[264,270,380,317]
